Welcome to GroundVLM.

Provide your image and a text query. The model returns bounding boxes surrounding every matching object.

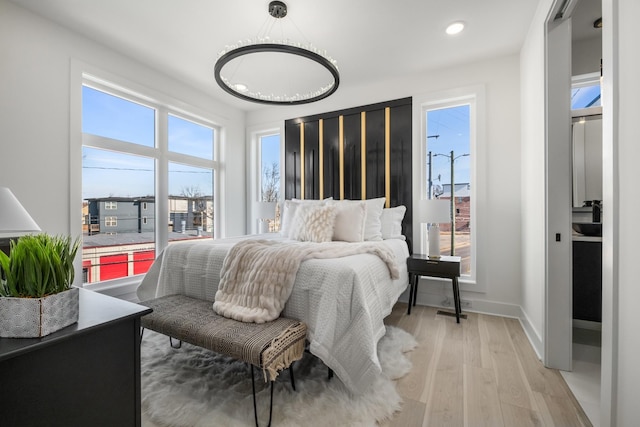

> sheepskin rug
[141,326,417,427]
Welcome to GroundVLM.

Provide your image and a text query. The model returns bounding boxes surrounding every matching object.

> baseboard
[401,283,544,360]
[408,286,522,318]
[518,307,543,360]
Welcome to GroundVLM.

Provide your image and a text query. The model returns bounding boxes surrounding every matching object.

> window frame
[72,67,222,292]
[248,124,283,234]
[415,86,483,286]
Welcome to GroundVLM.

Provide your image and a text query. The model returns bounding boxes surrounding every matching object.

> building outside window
[81,79,217,286]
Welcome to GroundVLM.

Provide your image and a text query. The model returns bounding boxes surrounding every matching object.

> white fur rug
[141,326,417,427]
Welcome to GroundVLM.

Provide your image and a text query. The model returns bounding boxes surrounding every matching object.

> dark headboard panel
[284,97,413,242]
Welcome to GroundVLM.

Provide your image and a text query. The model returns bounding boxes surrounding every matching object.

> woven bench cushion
[139,294,307,380]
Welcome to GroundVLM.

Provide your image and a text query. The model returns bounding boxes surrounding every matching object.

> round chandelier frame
[214,1,340,106]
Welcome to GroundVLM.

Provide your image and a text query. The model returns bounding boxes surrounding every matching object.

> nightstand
[406,254,463,322]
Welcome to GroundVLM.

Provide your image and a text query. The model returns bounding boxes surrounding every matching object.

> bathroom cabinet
[572,240,602,322]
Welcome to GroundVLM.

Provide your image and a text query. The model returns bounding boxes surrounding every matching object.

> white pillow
[289,204,337,243]
[280,198,330,238]
[381,205,406,240]
[363,197,386,241]
[331,200,366,242]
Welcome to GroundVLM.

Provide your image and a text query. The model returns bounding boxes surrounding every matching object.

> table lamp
[256,201,276,233]
[0,187,41,239]
[419,199,450,259]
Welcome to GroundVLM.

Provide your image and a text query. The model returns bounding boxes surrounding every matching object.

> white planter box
[0,287,79,338]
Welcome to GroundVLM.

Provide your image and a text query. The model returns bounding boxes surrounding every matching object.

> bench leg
[289,362,296,391]
[251,365,273,427]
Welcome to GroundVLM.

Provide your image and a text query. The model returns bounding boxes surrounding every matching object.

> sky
[82,85,475,202]
[426,104,471,197]
[82,86,214,199]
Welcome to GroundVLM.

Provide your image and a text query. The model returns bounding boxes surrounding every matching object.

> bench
[138,294,307,427]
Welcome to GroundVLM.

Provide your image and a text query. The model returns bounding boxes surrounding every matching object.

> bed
[137,201,410,394]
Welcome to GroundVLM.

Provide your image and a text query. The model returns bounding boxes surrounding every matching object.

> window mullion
[156,107,169,254]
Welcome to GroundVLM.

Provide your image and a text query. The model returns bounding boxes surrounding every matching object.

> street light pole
[428,151,433,199]
[450,150,455,255]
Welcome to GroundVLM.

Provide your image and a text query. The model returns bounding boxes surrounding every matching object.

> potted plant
[0,234,81,338]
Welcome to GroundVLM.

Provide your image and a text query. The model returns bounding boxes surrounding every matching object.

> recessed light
[446,21,465,35]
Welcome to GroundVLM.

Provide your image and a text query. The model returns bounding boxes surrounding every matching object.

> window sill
[83,276,142,301]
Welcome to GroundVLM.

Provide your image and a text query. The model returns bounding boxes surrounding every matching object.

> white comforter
[137,234,410,395]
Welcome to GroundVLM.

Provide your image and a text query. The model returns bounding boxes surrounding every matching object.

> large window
[81,80,217,286]
[256,132,281,232]
[260,133,280,202]
[424,101,475,277]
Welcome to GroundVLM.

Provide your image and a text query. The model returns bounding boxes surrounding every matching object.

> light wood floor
[381,303,592,427]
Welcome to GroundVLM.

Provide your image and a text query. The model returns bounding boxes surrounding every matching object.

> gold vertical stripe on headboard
[319,119,324,200]
[300,123,305,200]
[361,111,366,199]
[339,115,344,200]
[385,107,390,208]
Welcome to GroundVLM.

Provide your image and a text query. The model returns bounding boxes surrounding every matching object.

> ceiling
[9,0,598,112]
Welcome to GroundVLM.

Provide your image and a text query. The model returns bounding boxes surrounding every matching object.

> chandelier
[214,1,340,105]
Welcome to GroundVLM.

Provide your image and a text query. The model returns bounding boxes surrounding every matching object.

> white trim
[600,0,618,425]
[571,71,601,87]
[246,122,283,234]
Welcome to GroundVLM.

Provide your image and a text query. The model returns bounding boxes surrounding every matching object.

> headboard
[284,97,413,243]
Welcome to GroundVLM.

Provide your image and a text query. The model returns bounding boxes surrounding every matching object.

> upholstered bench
[138,294,307,427]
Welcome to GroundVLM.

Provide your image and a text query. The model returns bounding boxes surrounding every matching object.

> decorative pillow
[280,198,331,238]
[363,197,386,241]
[381,205,406,240]
[289,204,337,243]
[331,200,366,242]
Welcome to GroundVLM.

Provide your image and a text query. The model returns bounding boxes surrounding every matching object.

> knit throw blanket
[213,240,400,323]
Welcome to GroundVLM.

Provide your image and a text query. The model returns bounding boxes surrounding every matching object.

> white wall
[572,36,602,75]
[247,54,524,317]
[519,0,554,359]
[0,0,247,239]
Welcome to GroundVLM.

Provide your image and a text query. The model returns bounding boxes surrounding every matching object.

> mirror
[572,111,602,207]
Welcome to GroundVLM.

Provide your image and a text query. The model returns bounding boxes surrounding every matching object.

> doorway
[545,0,608,425]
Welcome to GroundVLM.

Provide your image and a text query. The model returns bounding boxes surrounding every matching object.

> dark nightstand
[406,254,463,322]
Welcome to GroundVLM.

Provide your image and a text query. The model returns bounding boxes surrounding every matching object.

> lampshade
[419,199,451,224]
[0,187,41,239]
[419,198,450,259]
[257,201,277,219]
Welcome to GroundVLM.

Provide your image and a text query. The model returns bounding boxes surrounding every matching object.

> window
[81,78,217,287]
[260,133,280,202]
[423,98,476,278]
[571,73,601,110]
[255,132,281,232]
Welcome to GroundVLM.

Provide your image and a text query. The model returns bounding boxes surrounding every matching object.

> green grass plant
[0,234,80,298]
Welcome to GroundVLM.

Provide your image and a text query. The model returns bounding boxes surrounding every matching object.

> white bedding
[137,234,410,394]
